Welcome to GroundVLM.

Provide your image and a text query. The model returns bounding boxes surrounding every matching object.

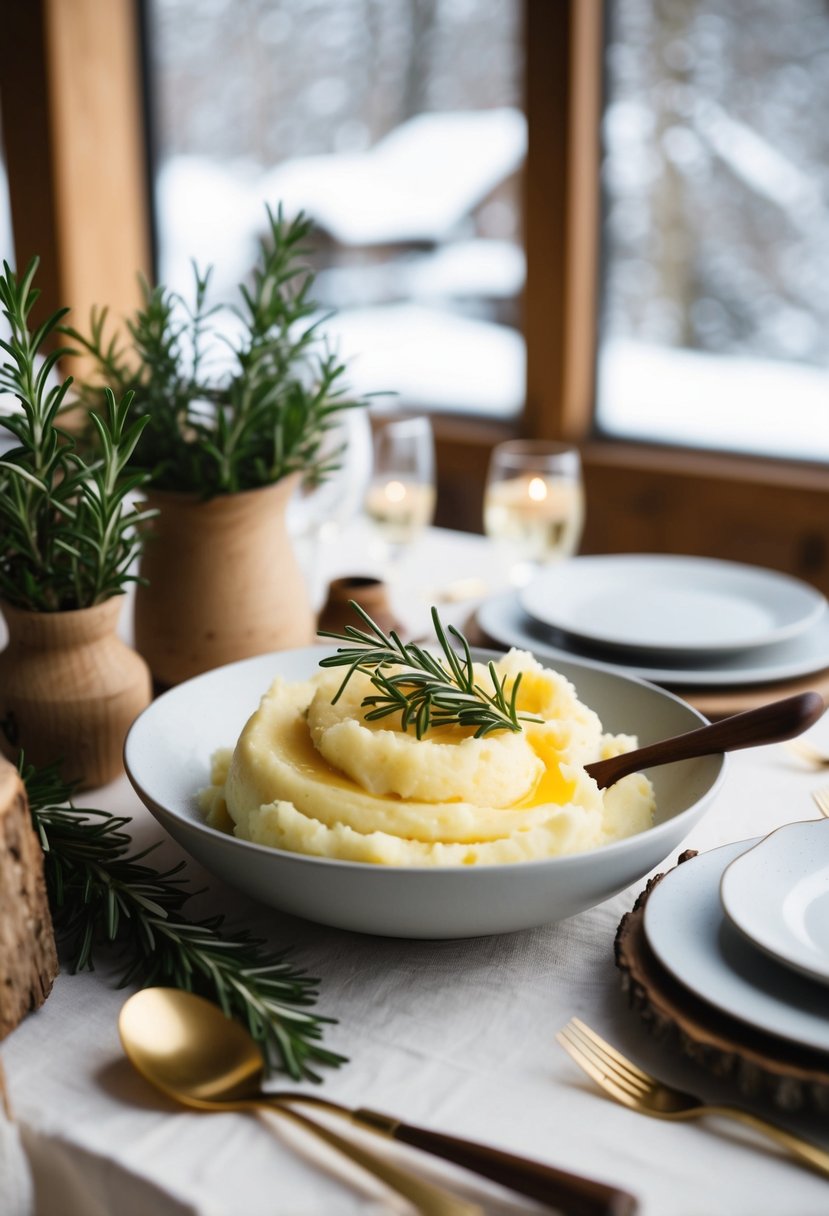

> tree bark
[0,758,58,1039]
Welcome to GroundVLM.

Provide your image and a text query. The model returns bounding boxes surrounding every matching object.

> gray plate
[477,590,829,688]
[646,840,829,1054]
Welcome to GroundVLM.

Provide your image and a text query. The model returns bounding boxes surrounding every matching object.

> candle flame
[385,479,407,503]
[528,477,548,502]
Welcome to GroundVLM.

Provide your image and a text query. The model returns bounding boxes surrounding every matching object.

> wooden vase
[134,477,314,687]
[0,597,152,790]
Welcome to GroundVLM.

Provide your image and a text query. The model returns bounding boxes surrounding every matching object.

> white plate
[644,840,829,1054]
[476,589,829,688]
[520,555,826,656]
[720,820,829,986]
[124,646,724,939]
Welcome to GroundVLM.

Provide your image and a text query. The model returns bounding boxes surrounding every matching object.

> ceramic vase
[134,477,314,687]
[317,575,399,637]
[0,597,152,790]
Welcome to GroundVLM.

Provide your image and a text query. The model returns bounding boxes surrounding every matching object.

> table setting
[3,513,829,1215]
[4,248,829,1216]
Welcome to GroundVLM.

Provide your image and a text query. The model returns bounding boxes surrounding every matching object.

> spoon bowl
[120,985,265,1106]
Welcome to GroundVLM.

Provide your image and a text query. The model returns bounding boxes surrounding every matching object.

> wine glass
[287,406,373,606]
[483,439,584,585]
[364,415,436,567]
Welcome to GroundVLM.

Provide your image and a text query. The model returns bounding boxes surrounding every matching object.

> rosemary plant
[0,258,152,611]
[319,604,540,739]
[24,761,345,1082]
[67,205,367,497]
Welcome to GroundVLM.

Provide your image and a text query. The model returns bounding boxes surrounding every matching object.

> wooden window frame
[0,0,151,352]
[4,0,828,593]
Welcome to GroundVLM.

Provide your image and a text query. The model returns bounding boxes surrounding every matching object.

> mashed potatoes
[200,648,655,866]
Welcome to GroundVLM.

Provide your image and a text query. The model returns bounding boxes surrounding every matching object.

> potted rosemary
[69,204,368,686]
[0,259,153,788]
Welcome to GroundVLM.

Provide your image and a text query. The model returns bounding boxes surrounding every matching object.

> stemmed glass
[483,439,584,585]
[364,415,436,567]
[287,406,373,606]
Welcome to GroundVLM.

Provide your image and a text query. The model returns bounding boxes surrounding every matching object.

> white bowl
[124,647,725,938]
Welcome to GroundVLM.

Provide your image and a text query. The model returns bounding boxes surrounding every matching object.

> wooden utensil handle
[355,1109,638,1216]
[586,691,825,790]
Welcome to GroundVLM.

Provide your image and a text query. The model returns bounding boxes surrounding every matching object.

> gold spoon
[119,988,637,1216]
[585,691,825,789]
[119,988,476,1216]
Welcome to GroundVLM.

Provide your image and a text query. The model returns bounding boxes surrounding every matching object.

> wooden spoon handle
[354,1109,638,1216]
[585,691,825,790]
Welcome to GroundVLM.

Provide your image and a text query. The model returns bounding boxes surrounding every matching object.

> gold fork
[556,1018,829,1178]
[787,738,829,768]
[811,786,829,818]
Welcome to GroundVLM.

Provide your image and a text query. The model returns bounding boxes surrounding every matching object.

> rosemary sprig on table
[319,604,539,739]
[23,762,345,1082]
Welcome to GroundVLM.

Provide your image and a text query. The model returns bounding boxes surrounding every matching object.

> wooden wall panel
[581,445,829,596]
[0,0,151,332]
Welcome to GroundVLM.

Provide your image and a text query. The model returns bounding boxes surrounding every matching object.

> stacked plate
[476,554,829,693]
[643,823,829,1060]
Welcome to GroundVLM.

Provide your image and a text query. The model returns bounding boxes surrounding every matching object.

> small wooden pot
[135,477,314,687]
[317,575,399,637]
[0,597,152,789]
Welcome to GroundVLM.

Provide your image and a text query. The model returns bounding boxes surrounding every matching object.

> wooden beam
[0,0,151,332]
[523,0,602,441]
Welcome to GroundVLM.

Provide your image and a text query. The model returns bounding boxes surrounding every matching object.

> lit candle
[483,474,584,562]
[365,479,436,546]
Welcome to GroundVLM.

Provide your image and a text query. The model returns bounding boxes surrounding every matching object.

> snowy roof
[260,107,527,246]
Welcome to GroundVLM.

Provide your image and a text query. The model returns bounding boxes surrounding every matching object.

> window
[2,0,828,589]
[146,0,526,420]
[597,0,829,463]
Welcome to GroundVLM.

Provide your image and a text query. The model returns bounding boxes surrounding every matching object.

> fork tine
[788,739,829,768]
[555,1030,641,1111]
[811,786,829,818]
[559,1025,651,1098]
[570,1018,654,1087]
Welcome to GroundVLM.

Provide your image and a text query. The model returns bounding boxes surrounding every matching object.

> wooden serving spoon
[119,987,638,1216]
[585,691,825,790]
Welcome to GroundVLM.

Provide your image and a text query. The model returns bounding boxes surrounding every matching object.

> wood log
[0,757,58,1039]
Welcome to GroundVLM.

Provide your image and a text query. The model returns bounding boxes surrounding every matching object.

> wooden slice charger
[615,854,829,1113]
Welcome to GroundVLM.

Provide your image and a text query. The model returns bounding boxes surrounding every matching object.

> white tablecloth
[3,525,829,1216]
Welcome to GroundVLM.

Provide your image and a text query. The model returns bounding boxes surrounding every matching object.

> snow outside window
[597,0,829,463]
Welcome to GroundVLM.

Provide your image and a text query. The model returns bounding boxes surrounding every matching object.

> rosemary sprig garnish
[23,762,345,1082]
[319,604,539,739]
